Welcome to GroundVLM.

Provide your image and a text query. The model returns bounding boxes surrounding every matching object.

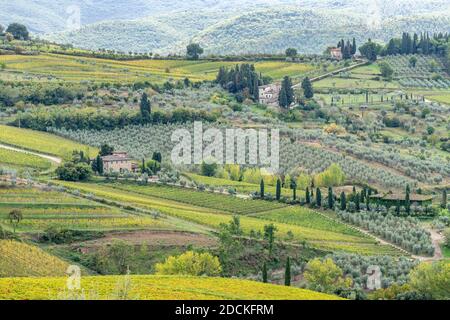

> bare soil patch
[74,230,217,251]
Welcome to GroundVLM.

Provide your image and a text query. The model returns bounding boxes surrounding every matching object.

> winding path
[0,143,62,165]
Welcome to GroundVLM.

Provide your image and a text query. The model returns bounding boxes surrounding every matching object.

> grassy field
[0,125,97,159]
[0,187,175,232]
[0,240,69,277]
[0,148,52,171]
[314,63,399,89]
[0,275,341,300]
[0,53,315,84]
[52,180,401,255]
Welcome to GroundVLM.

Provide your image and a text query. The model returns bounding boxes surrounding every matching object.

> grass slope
[0,125,97,159]
[0,148,52,171]
[0,275,342,300]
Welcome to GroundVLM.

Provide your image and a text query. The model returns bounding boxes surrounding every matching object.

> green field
[314,63,399,89]
[0,275,341,300]
[0,125,97,159]
[0,148,52,171]
[0,53,314,84]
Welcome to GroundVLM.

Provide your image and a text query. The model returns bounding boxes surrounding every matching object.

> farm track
[0,143,62,165]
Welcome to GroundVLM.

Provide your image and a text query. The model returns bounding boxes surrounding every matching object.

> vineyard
[0,187,175,232]
[0,240,69,277]
[52,180,401,255]
[102,181,286,215]
[0,53,315,84]
[0,275,341,300]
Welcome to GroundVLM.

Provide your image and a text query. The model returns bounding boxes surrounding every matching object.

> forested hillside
[43,7,450,55]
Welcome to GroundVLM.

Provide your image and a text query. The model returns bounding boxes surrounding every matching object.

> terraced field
[53,180,402,255]
[0,53,314,84]
[0,125,97,160]
[0,240,69,277]
[0,187,174,232]
[0,275,341,300]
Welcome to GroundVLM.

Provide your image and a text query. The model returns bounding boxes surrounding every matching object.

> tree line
[216,64,271,102]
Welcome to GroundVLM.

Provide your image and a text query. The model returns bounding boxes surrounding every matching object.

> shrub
[155,251,222,276]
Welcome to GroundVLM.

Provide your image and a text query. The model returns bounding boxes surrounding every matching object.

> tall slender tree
[284,257,291,286]
[260,179,265,199]
[262,262,268,283]
[328,187,334,209]
[316,188,322,207]
[301,77,314,99]
[306,187,311,204]
[276,178,282,201]
[340,192,347,210]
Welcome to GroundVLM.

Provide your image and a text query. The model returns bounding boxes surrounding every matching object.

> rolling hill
[42,6,450,55]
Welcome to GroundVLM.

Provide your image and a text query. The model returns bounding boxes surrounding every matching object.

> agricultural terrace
[0,53,315,84]
[52,180,402,255]
[0,148,52,171]
[0,187,175,232]
[0,125,97,160]
[0,275,342,300]
[0,240,69,277]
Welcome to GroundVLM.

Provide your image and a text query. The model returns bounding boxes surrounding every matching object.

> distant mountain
[2,0,450,54]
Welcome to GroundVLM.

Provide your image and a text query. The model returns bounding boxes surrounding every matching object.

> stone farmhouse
[258,84,281,105]
[330,48,343,60]
[102,151,137,173]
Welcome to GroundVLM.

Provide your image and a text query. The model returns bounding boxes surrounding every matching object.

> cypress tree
[260,179,265,199]
[301,77,314,99]
[284,257,291,286]
[366,192,370,211]
[141,158,146,174]
[396,200,401,215]
[278,86,288,108]
[290,179,297,201]
[96,155,103,175]
[340,192,346,210]
[305,187,311,204]
[355,193,360,211]
[405,185,411,214]
[140,93,151,122]
[276,179,281,201]
[262,262,268,283]
[328,186,334,209]
[442,190,447,209]
[316,188,322,207]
